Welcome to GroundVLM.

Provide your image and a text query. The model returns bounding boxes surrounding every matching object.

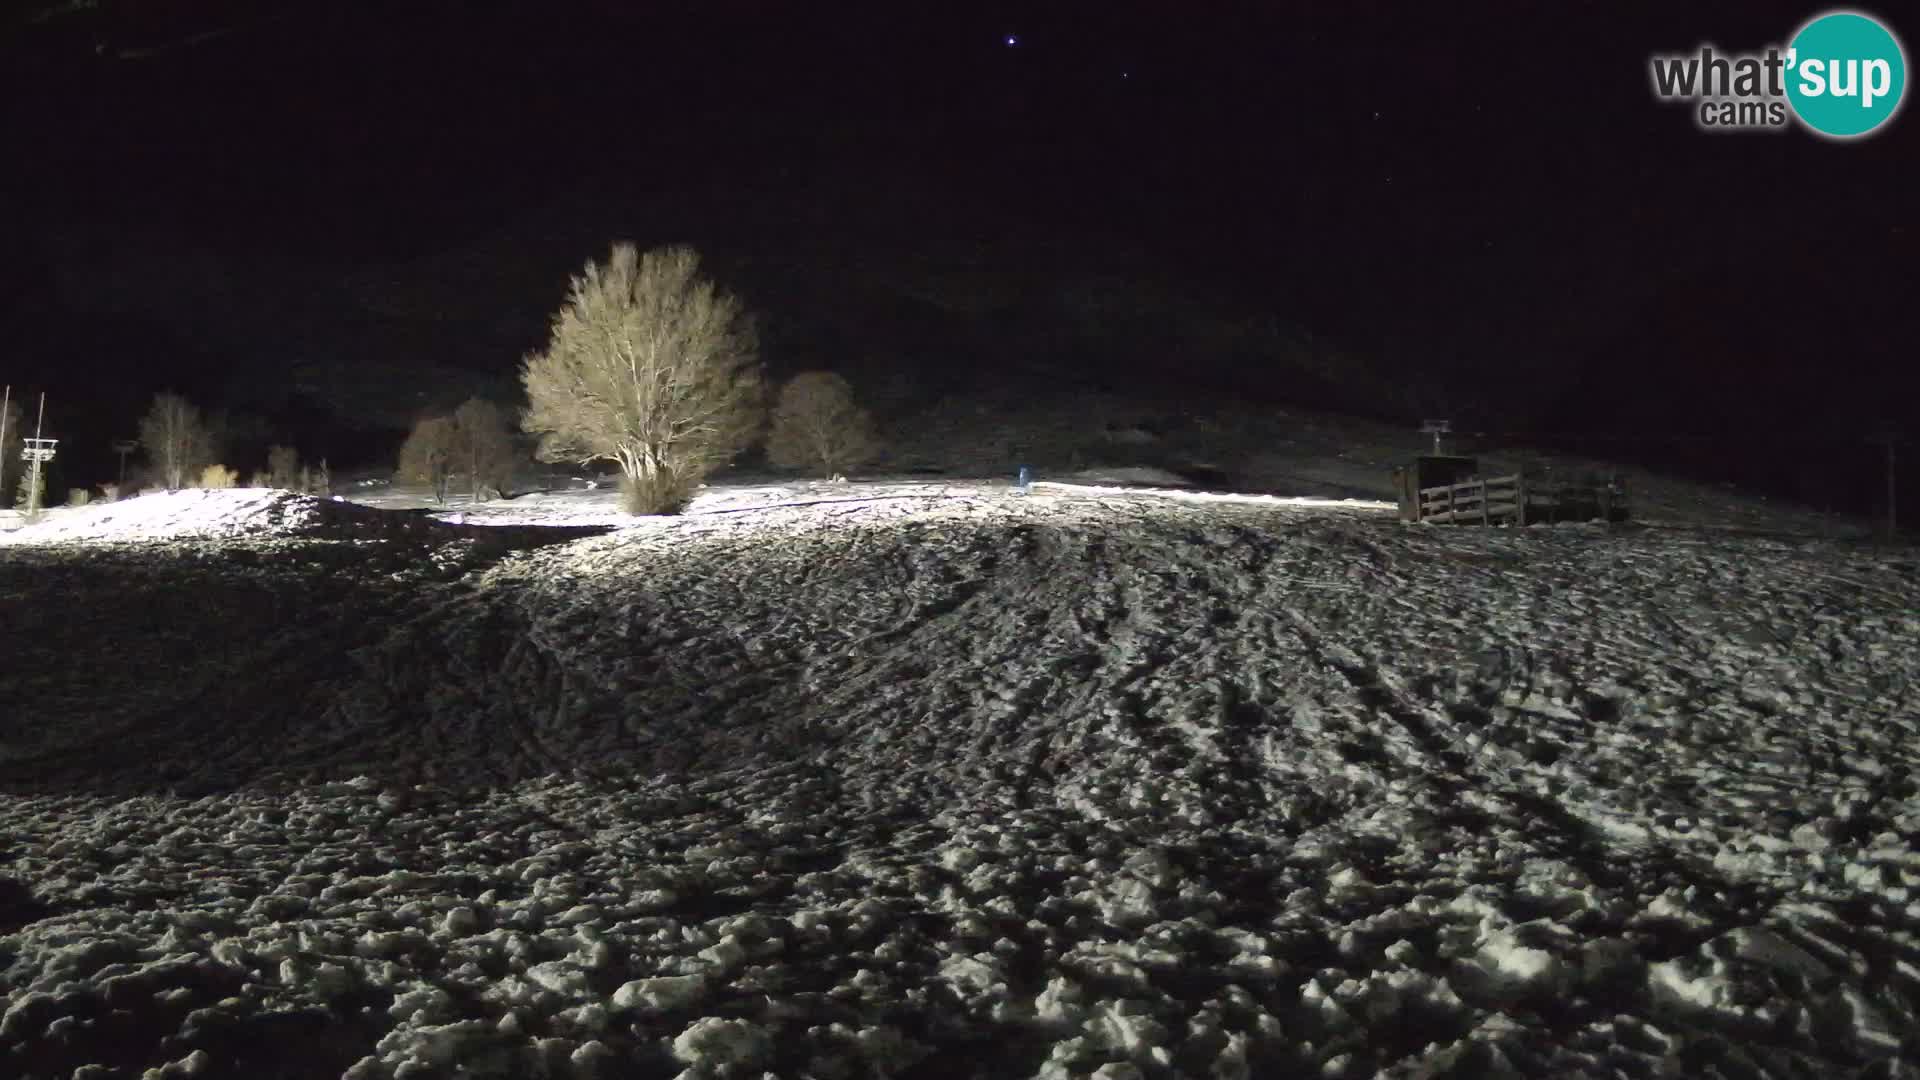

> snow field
[1,485,1917,1078]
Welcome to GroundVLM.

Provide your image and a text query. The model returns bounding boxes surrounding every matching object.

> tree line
[7,241,884,515]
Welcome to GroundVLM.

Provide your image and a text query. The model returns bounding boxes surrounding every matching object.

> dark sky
[1,0,1914,487]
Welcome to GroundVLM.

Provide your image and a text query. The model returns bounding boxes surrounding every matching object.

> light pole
[0,384,10,506]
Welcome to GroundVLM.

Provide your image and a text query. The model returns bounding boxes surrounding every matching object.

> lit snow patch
[1029,480,1395,510]
[0,489,327,544]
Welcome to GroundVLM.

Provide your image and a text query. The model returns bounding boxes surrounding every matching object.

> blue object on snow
[1016,465,1032,494]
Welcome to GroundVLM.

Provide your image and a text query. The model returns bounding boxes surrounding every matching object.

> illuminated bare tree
[137,392,212,491]
[397,415,457,503]
[267,444,301,489]
[766,371,882,476]
[16,465,44,513]
[521,243,763,514]
[453,397,517,500]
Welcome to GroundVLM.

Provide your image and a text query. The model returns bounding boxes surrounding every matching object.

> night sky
[1,0,1913,509]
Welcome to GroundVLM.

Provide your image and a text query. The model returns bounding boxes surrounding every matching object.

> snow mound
[0,489,398,544]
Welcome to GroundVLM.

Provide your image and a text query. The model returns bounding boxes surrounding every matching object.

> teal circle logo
[1786,11,1907,138]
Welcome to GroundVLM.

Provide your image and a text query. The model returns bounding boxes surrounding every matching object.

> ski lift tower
[22,393,55,516]
[113,439,139,486]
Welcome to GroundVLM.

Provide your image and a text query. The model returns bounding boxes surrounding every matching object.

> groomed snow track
[2,487,1918,1079]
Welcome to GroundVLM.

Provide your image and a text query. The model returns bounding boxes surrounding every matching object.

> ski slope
[2,481,1917,1079]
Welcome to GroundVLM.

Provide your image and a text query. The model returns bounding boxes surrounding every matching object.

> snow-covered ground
[2,477,1917,1079]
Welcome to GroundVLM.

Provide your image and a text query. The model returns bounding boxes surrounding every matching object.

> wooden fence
[1418,473,1522,524]
[1416,471,1628,526]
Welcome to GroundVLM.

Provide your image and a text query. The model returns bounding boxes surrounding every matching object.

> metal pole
[0,384,10,507]
[28,392,45,516]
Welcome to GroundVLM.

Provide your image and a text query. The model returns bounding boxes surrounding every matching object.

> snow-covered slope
[2,485,1917,1079]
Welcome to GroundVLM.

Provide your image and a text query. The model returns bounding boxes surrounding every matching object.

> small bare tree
[766,371,882,476]
[313,458,332,496]
[521,243,764,514]
[138,393,213,491]
[16,466,44,513]
[397,415,457,503]
[199,464,238,489]
[267,444,300,489]
[453,397,517,500]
